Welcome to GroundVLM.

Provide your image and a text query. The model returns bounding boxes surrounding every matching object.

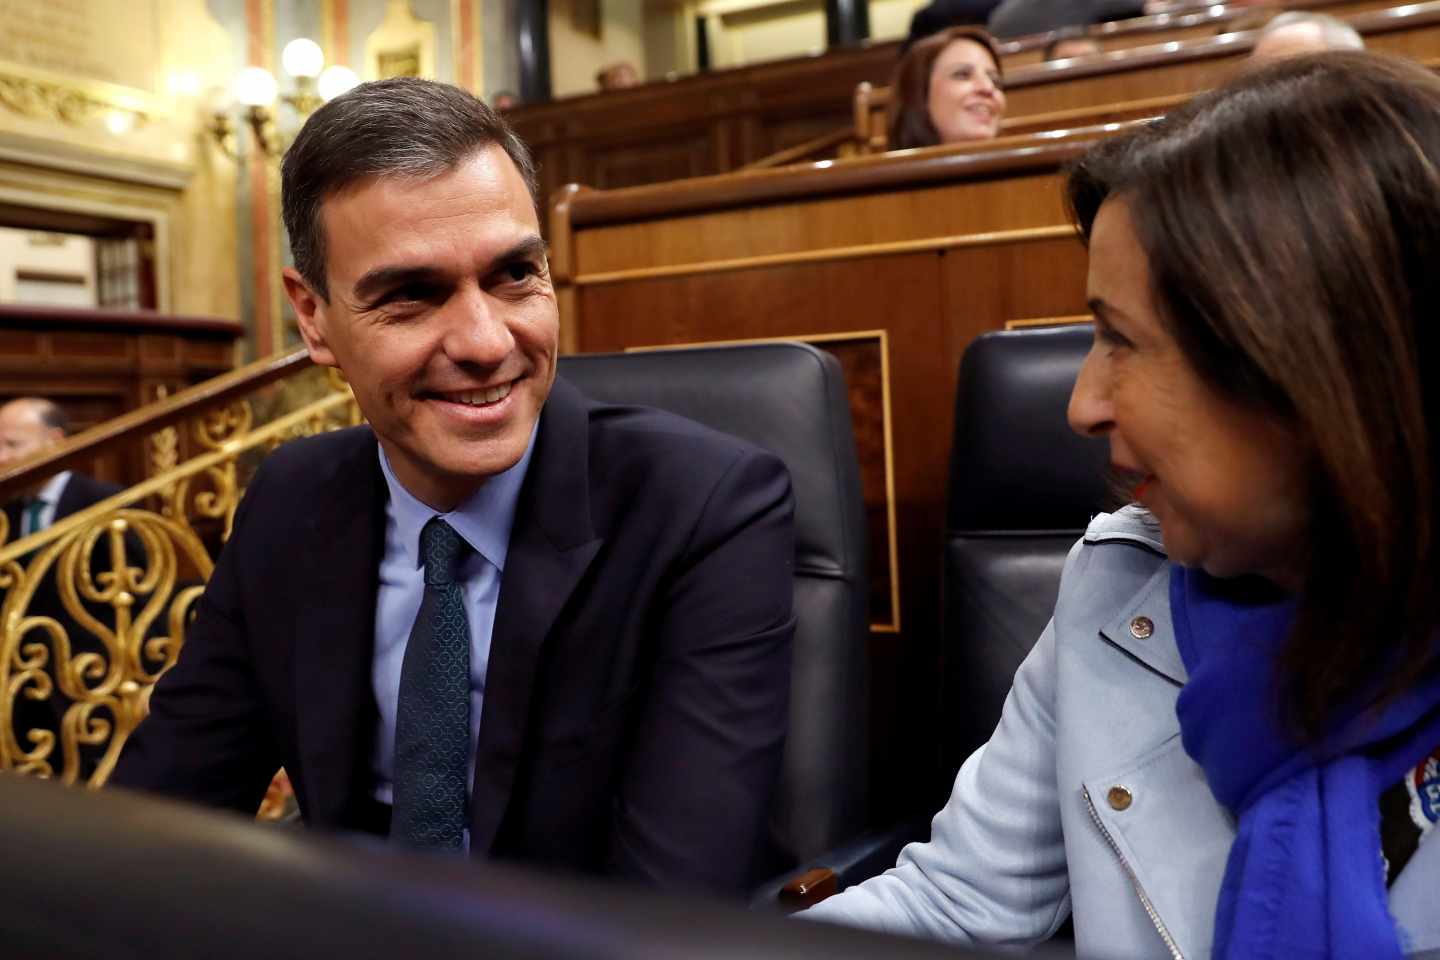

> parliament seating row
[507,0,1407,191]
[1002,0,1398,67]
[856,0,1440,152]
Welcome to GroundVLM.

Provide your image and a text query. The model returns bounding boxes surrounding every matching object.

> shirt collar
[377,427,537,573]
[35,471,71,506]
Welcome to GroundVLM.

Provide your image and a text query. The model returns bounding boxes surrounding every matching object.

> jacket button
[1129,616,1154,640]
[1107,786,1133,811]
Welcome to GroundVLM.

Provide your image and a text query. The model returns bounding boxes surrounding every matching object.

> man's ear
[283,267,338,367]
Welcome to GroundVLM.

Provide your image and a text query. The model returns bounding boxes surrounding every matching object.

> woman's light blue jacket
[805,506,1439,959]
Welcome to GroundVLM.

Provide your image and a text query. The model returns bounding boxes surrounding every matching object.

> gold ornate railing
[0,351,359,792]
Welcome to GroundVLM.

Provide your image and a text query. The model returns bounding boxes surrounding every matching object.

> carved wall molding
[0,72,150,129]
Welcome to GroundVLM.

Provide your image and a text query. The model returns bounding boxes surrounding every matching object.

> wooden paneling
[572,169,1068,274]
[510,41,905,199]
[0,305,241,488]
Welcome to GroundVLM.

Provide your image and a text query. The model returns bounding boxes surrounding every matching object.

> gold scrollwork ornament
[0,510,212,787]
[195,399,254,452]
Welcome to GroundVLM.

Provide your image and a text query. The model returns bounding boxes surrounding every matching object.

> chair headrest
[947,326,1111,534]
[559,342,865,579]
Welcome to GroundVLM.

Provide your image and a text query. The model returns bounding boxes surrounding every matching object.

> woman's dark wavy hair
[1067,52,1440,741]
[888,27,1003,151]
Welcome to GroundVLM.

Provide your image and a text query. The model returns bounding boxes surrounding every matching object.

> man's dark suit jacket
[112,378,797,893]
[2,471,122,544]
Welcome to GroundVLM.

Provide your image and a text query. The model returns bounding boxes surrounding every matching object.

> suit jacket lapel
[470,379,603,853]
[1,498,19,547]
[292,430,388,828]
[52,474,83,521]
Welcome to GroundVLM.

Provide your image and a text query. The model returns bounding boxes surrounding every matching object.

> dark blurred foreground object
[987,0,1144,38]
[0,774,1063,960]
[903,0,1002,53]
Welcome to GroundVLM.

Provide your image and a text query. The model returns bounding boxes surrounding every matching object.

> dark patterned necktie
[391,517,471,849]
[22,498,44,536]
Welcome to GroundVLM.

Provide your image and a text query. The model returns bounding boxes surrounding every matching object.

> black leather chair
[940,325,1110,776]
[762,324,1110,907]
[558,342,870,883]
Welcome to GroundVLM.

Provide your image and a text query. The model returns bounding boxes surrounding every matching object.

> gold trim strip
[623,328,890,350]
[572,225,1078,287]
[1005,315,1092,330]
[0,392,353,566]
[625,330,902,634]
[875,329,901,635]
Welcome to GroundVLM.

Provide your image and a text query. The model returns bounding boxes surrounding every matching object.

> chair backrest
[558,342,869,876]
[941,325,1111,777]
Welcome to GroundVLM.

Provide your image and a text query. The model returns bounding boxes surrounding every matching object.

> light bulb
[104,110,135,136]
[205,83,236,115]
[234,66,278,107]
[318,65,360,102]
[282,38,325,79]
[167,71,201,97]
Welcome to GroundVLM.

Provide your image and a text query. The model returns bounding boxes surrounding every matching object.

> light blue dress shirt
[371,430,536,805]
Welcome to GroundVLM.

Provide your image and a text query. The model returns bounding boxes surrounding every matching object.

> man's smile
[422,381,515,407]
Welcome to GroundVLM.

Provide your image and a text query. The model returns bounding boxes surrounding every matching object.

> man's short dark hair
[15,397,70,434]
[31,398,69,436]
[280,77,539,301]
[1044,26,1100,61]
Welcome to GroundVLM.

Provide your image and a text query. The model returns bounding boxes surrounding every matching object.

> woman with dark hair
[807,51,1440,958]
[889,27,1006,150]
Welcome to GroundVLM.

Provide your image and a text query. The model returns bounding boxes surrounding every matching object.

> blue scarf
[1170,566,1440,959]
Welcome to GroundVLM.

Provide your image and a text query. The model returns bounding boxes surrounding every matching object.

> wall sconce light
[209,38,360,159]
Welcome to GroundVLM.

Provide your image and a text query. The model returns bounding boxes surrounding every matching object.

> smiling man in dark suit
[112,78,797,893]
